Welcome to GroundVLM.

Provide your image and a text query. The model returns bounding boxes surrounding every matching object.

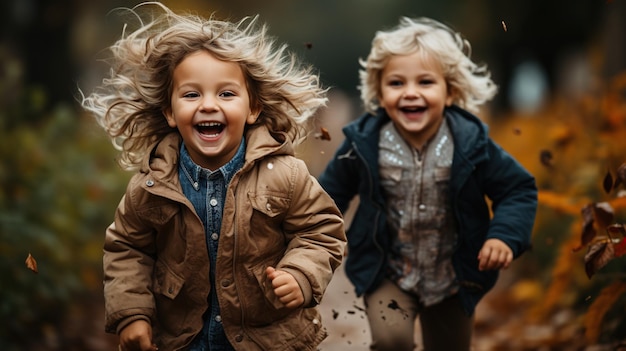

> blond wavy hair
[359,17,497,114]
[80,2,327,171]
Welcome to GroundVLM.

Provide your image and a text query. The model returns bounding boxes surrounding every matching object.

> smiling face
[379,50,453,150]
[164,50,259,170]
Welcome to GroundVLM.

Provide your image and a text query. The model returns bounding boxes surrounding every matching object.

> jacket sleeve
[277,159,346,307]
[103,177,157,334]
[317,139,361,213]
[482,140,538,257]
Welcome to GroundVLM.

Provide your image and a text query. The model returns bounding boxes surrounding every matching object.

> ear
[246,105,262,125]
[445,86,455,107]
[163,108,177,128]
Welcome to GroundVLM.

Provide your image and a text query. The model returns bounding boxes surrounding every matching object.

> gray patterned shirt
[379,119,459,306]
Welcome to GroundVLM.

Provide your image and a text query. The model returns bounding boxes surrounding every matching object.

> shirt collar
[179,139,246,189]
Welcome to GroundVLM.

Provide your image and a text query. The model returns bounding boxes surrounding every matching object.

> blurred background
[1,0,625,350]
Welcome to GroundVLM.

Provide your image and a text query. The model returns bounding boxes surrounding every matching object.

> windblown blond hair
[80,2,327,171]
[359,17,497,114]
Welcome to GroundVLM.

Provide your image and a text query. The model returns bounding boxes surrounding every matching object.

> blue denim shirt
[179,140,246,351]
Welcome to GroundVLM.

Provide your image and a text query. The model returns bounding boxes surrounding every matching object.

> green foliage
[0,92,129,349]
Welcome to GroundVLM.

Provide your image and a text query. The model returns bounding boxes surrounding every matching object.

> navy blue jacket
[318,105,537,315]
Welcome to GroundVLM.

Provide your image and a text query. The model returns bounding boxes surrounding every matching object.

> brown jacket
[103,125,346,350]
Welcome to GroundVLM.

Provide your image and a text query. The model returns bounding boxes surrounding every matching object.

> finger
[266,266,276,279]
[478,247,491,271]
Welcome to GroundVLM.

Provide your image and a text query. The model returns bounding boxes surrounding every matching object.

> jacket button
[221,279,231,287]
[146,180,154,187]
[168,287,174,294]
[235,334,243,342]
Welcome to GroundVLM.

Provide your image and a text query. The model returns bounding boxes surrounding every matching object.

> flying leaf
[575,203,597,251]
[314,127,331,141]
[584,240,614,279]
[25,253,38,274]
[606,223,626,238]
[501,20,507,32]
[304,42,313,50]
[540,150,553,167]
[593,202,614,230]
[614,238,626,258]
[602,170,613,194]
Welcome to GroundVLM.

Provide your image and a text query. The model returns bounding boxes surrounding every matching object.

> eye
[182,91,200,99]
[387,79,403,87]
[219,90,236,98]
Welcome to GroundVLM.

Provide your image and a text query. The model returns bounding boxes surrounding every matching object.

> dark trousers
[364,279,473,351]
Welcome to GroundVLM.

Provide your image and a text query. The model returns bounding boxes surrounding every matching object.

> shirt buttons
[215,315,222,323]
[211,232,218,241]
[418,204,426,211]
[209,198,218,207]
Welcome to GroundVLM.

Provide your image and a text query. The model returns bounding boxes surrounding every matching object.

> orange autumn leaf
[314,127,331,141]
[25,253,38,274]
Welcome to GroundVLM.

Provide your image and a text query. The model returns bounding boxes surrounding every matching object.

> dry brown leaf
[539,149,553,168]
[584,240,614,278]
[25,253,38,274]
[576,203,597,251]
[593,202,614,230]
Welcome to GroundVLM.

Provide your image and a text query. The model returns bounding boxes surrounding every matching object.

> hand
[477,239,513,271]
[266,266,304,309]
[119,319,158,351]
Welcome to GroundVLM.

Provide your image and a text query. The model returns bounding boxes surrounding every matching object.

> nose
[402,83,419,99]
[199,95,219,112]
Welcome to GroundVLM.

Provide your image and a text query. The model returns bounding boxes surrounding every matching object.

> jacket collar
[139,124,294,180]
[343,105,490,163]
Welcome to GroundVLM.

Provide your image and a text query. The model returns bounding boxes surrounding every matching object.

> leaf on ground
[25,253,38,274]
[584,240,614,279]
[584,281,626,343]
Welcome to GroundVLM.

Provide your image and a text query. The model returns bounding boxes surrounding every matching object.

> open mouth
[196,122,224,137]
[400,106,427,113]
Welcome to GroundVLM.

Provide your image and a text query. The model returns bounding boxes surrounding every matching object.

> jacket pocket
[248,192,291,218]
[136,199,179,226]
[153,261,184,300]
